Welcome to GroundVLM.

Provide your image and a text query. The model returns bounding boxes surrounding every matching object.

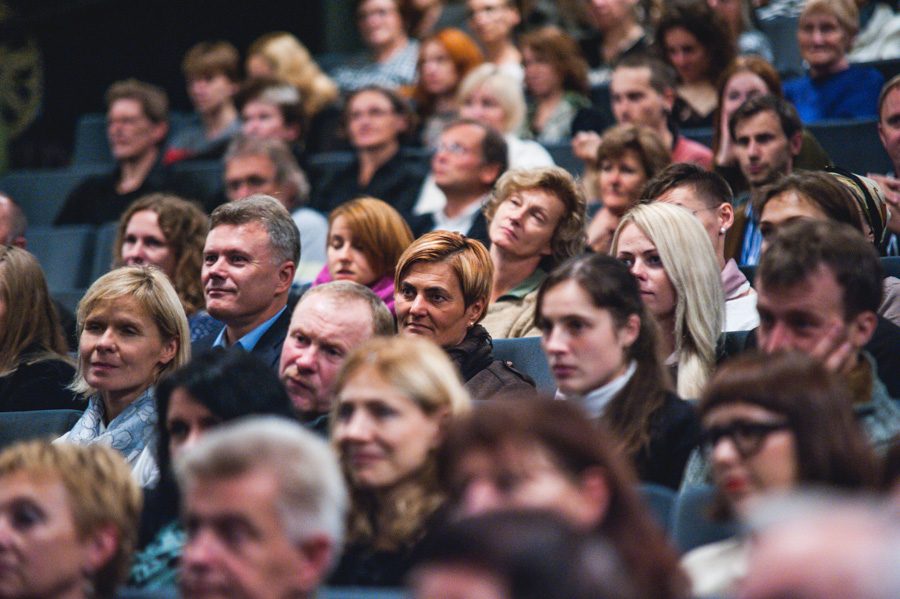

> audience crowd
[2,1,900,597]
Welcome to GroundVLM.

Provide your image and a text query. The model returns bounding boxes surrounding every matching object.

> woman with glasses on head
[682,351,879,597]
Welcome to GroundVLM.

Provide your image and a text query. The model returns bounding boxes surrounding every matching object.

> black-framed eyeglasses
[701,419,791,459]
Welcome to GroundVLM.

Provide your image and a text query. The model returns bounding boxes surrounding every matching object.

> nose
[542,325,567,356]
[94,326,117,351]
[293,345,318,373]
[710,435,741,468]
[182,528,218,571]
[337,410,374,444]
[760,321,793,354]
[181,429,204,455]
[335,243,353,261]
[408,293,429,316]
[460,479,503,517]
[123,241,146,264]
[204,255,227,279]
[629,259,647,281]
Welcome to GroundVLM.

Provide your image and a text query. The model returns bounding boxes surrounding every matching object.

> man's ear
[294,535,334,594]
[82,524,119,578]
[718,202,735,233]
[276,261,297,294]
[848,310,878,349]
[478,163,502,187]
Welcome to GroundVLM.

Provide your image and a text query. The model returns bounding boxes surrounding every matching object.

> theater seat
[492,336,555,394]
[90,221,119,285]
[639,483,676,534]
[806,119,891,175]
[671,484,739,554]
[320,589,406,599]
[0,410,83,450]
[0,166,108,226]
[28,225,97,292]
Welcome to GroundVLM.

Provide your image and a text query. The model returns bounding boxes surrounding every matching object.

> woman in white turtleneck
[535,253,700,490]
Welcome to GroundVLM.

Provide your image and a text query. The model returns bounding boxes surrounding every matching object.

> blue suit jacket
[192,292,300,371]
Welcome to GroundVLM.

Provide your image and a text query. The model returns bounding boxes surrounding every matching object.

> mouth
[346,449,383,469]
[721,476,749,495]
[551,364,576,378]
[403,321,434,336]
[205,287,235,298]
[89,361,118,373]
[334,269,356,278]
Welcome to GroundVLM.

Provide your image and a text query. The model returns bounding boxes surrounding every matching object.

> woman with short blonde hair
[329,335,470,586]
[612,203,723,399]
[0,440,143,599]
[60,266,190,486]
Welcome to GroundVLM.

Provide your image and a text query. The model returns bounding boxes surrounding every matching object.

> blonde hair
[332,336,471,549]
[71,266,190,397]
[0,246,69,375]
[247,32,340,118]
[612,203,723,399]
[113,194,208,316]
[395,231,493,323]
[0,440,142,599]
[801,0,859,45]
[457,63,526,134]
[483,167,587,268]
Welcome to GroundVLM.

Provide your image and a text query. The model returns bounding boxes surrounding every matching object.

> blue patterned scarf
[65,387,157,466]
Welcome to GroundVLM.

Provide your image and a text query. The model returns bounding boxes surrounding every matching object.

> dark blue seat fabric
[806,119,891,175]
[28,224,97,292]
[639,483,676,534]
[0,166,108,226]
[90,221,119,286]
[321,589,407,599]
[492,336,555,394]
[671,484,739,554]
[0,409,83,450]
[542,142,583,176]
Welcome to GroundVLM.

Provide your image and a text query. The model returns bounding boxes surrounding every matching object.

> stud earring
[719,227,726,235]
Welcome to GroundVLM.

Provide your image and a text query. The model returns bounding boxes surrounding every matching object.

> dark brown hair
[655,1,736,85]
[439,399,689,599]
[520,26,590,96]
[700,351,880,489]
[535,254,673,457]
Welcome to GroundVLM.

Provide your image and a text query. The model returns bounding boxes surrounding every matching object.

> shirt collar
[213,306,287,351]
[498,268,547,301]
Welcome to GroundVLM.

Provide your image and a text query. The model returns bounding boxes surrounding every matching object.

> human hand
[572,131,603,165]
[867,173,900,233]
[810,321,856,375]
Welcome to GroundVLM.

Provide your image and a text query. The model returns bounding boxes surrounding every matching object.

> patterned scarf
[65,387,157,466]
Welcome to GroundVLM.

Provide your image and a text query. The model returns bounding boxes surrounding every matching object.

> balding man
[279,281,393,435]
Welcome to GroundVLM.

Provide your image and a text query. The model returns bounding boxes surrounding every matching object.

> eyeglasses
[434,141,473,156]
[701,419,791,459]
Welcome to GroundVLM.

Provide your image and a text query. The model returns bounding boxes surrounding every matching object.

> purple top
[313,265,397,314]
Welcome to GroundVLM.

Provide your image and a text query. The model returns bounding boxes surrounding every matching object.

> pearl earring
[719,227,726,235]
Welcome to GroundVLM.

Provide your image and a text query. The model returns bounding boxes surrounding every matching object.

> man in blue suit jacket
[192,194,299,369]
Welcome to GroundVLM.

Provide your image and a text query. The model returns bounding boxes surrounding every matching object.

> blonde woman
[612,203,723,399]
[0,440,142,599]
[58,266,191,486]
[480,167,586,339]
[329,336,471,587]
[0,247,79,412]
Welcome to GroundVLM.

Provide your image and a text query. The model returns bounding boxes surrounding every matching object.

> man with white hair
[177,417,348,599]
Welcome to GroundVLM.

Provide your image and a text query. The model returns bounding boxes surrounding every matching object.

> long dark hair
[535,253,672,457]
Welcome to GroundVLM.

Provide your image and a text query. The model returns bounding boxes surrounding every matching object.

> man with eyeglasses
[223,135,326,284]
[332,0,420,92]
[57,79,177,225]
[409,119,508,246]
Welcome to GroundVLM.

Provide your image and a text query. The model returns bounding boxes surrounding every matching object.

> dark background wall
[3,0,358,167]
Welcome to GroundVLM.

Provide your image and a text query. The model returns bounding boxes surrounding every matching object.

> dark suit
[192,293,299,370]
[409,210,490,247]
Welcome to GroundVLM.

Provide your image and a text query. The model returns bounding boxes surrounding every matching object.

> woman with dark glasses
[682,351,879,597]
